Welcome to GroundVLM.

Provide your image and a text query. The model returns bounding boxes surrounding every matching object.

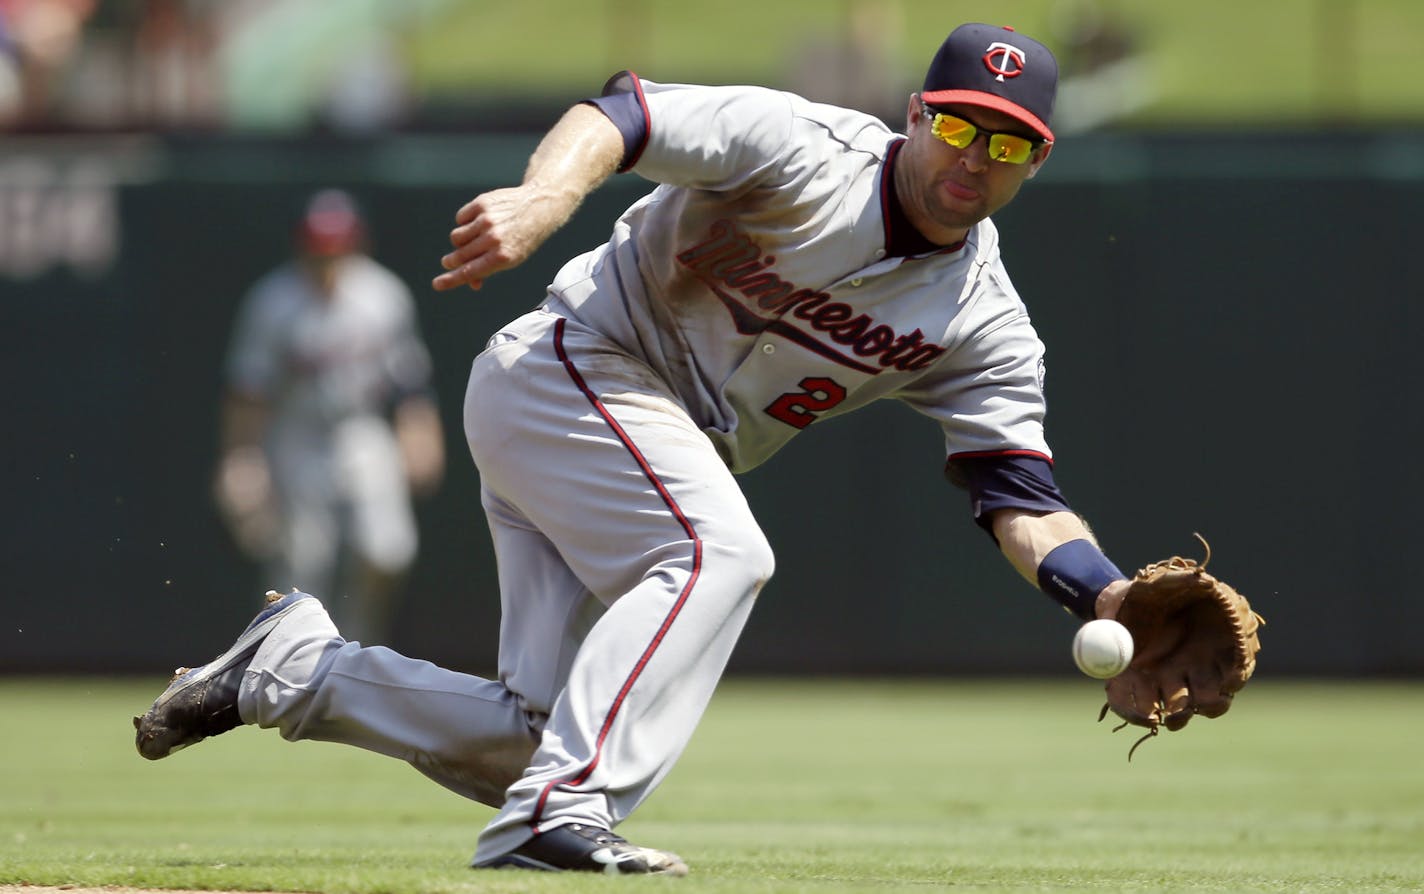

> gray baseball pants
[236,308,774,863]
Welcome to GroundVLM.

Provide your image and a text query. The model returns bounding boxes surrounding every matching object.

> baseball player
[214,189,445,644]
[139,24,1139,876]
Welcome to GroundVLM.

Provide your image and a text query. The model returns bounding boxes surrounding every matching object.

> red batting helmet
[296,189,366,256]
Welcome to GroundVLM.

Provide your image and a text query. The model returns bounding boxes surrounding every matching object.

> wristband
[1036,539,1126,621]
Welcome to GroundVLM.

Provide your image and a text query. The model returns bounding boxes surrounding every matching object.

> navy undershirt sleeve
[583,70,649,172]
[947,455,1073,535]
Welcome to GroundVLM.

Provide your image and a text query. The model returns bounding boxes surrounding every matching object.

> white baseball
[1072,619,1134,679]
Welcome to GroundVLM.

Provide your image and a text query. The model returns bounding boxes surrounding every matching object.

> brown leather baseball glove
[1100,535,1264,758]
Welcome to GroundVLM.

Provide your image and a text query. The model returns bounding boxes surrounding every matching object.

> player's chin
[930,202,987,233]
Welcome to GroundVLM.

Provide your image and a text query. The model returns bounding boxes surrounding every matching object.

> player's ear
[1025,142,1053,179]
[905,93,922,133]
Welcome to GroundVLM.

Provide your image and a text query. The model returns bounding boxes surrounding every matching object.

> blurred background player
[214,188,445,644]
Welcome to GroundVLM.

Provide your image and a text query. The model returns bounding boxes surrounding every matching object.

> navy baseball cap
[921,23,1058,143]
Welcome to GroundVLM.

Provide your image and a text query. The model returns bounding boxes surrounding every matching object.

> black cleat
[133,590,313,760]
[478,823,689,876]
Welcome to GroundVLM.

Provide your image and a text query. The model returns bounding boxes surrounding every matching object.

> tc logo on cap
[983,41,1027,82]
[921,24,1058,142]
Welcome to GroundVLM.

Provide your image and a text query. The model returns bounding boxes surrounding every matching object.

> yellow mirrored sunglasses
[921,104,1042,165]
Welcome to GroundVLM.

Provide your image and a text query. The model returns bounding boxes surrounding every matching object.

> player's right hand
[432,185,566,292]
[434,104,622,292]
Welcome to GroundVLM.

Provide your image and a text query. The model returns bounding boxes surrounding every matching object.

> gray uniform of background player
[222,231,441,643]
[235,78,1079,864]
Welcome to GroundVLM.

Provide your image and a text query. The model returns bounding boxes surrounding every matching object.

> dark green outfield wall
[3,129,1420,676]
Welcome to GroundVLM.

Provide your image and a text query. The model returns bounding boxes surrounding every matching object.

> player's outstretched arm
[989,508,1130,619]
[433,103,624,292]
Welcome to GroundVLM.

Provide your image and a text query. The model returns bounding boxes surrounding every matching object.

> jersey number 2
[765,376,847,430]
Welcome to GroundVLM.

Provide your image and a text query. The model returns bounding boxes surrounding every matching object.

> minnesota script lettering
[675,220,945,375]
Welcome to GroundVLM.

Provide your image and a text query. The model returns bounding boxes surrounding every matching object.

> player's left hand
[1093,578,1130,620]
[1097,535,1264,758]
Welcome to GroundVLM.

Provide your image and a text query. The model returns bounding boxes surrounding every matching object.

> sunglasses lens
[929,107,1038,164]
[931,113,976,148]
[988,134,1034,164]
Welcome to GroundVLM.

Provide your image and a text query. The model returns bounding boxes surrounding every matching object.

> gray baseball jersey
[551,80,1050,473]
[226,254,432,633]
[228,255,432,432]
[236,78,1057,865]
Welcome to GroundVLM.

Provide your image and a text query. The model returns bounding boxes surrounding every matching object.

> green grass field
[2,677,1422,893]
[404,0,1424,125]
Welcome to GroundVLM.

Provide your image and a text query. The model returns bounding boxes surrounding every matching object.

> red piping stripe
[948,448,1053,464]
[624,71,651,171]
[529,317,703,830]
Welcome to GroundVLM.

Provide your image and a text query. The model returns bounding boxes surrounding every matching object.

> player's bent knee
[706,530,775,596]
[750,541,775,592]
